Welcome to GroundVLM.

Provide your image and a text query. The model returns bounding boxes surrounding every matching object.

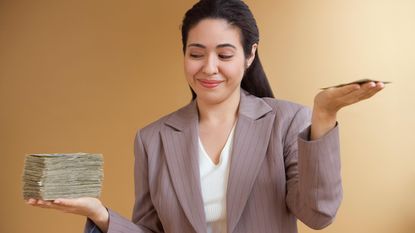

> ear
[246,43,257,68]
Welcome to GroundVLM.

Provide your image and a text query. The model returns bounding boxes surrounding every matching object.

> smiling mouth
[198,79,223,88]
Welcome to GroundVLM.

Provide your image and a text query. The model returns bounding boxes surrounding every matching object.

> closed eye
[190,54,203,59]
[219,54,233,60]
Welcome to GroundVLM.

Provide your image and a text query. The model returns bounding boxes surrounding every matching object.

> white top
[198,125,236,233]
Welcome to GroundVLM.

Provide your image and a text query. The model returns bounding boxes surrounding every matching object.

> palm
[27,197,103,218]
[314,81,385,115]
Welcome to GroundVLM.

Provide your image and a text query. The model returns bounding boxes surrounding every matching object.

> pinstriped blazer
[85,89,342,233]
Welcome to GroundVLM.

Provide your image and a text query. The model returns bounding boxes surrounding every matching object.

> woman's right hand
[26,197,109,232]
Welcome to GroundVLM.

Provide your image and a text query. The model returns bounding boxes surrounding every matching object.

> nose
[202,54,218,75]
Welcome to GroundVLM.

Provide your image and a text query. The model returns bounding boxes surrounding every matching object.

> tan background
[1,0,414,232]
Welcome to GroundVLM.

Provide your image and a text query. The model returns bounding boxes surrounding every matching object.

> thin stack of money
[22,152,104,200]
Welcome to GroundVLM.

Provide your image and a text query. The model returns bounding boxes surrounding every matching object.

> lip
[198,79,223,88]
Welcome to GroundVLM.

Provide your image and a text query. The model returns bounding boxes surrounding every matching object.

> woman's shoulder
[137,101,196,139]
[260,97,311,135]
[261,97,310,117]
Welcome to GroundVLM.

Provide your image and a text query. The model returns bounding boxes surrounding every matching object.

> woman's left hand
[310,81,385,140]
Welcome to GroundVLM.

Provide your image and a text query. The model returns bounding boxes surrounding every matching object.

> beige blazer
[85,89,342,233]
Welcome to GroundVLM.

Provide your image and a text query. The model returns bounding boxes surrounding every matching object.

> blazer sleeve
[284,107,343,230]
[84,131,163,233]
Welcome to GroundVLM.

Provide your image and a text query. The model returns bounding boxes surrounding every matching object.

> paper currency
[321,79,391,90]
[22,153,103,200]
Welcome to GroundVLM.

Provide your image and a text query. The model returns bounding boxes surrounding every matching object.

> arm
[285,81,385,229]
[27,131,162,233]
[284,107,342,230]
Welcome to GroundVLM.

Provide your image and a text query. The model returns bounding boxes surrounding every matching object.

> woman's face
[184,18,256,105]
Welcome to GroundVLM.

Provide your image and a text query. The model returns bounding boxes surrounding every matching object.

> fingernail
[369,82,376,87]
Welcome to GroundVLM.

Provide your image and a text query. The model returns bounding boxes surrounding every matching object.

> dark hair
[181,0,275,99]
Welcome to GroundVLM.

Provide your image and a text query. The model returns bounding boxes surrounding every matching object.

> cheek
[184,59,201,78]
[220,62,246,82]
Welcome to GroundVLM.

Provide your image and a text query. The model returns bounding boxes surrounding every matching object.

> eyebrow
[187,43,237,49]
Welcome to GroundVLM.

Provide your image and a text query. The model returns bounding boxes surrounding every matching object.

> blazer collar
[161,89,274,233]
[238,89,273,120]
[164,89,272,131]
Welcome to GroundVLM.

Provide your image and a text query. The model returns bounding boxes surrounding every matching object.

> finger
[362,81,384,92]
[53,198,80,207]
[52,199,86,213]
[38,200,75,212]
[353,82,376,99]
[360,83,384,100]
[27,198,48,208]
[342,81,384,105]
[26,199,42,207]
[349,81,376,96]
[334,88,370,107]
[49,200,87,215]
[26,198,79,214]
[26,198,37,205]
[35,199,54,208]
[361,81,376,89]
[37,199,48,205]
[376,81,386,89]
[47,204,77,213]
[329,83,361,97]
[357,81,384,99]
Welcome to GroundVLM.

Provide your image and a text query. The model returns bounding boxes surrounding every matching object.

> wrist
[312,105,337,123]
[90,205,109,224]
[310,106,337,140]
[89,205,109,232]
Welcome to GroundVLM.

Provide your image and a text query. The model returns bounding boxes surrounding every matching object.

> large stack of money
[22,153,104,200]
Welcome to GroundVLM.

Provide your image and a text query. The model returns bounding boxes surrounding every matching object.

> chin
[196,92,226,105]
[196,88,239,105]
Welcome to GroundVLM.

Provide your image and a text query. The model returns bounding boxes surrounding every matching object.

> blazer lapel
[227,91,275,233]
[161,101,207,233]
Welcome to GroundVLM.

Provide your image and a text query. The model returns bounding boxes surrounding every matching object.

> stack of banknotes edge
[22,152,104,200]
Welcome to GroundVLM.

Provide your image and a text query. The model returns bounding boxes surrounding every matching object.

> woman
[27,1,385,232]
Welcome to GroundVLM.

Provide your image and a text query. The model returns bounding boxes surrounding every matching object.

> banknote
[321,79,391,90]
[22,153,103,200]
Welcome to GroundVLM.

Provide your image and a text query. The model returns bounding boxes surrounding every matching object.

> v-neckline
[198,123,236,166]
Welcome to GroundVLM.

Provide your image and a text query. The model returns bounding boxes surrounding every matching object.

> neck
[196,89,240,125]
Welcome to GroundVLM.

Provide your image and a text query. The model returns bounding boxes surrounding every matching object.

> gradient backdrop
[1,0,414,232]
